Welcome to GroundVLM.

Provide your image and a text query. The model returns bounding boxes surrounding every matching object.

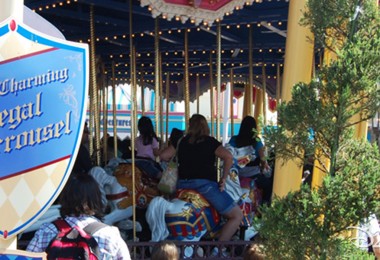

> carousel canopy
[23,0,299,102]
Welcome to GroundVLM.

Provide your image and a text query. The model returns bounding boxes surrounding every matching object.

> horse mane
[146,196,171,242]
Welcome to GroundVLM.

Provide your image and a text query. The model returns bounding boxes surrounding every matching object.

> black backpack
[46,219,107,260]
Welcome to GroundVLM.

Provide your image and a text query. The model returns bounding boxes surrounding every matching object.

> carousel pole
[102,71,108,165]
[262,64,267,126]
[243,25,254,118]
[196,74,200,114]
[159,52,164,142]
[154,17,161,136]
[230,69,234,137]
[276,63,281,106]
[216,22,221,141]
[184,30,190,130]
[129,0,137,245]
[165,73,170,145]
[254,87,262,124]
[111,62,118,158]
[209,53,215,136]
[90,5,101,166]
[273,0,314,197]
[216,22,222,177]
[140,72,145,116]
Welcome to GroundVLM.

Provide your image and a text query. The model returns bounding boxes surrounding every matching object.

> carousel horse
[21,164,141,236]
[146,169,258,248]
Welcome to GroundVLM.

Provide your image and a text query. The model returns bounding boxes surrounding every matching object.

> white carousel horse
[146,170,258,244]
[21,162,141,236]
[89,165,136,226]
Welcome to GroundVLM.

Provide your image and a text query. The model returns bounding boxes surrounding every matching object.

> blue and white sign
[0,18,88,239]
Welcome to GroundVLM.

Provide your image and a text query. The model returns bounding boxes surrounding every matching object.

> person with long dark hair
[134,116,163,179]
[226,115,272,205]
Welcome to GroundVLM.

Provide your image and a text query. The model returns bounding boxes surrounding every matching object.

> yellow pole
[254,88,263,122]
[230,69,234,137]
[184,31,190,130]
[154,18,160,137]
[273,0,314,197]
[276,63,281,105]
[165,73,170,145]
[209,53,215,136]
[111,62,118,158]
[243,26,254,118]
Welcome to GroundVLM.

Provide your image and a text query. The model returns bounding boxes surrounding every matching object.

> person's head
[151,241,179,260]
[169,128,184,147]
[243,243,265,260]
[138,116,157,145]
[187,114,209,144]
[59,173,104,219]
[236,115,258,147]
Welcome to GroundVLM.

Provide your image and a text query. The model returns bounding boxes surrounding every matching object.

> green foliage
[255,140,380,259]
[257,0,380,259]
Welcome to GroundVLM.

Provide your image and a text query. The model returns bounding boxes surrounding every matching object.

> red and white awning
[140,0,256,25]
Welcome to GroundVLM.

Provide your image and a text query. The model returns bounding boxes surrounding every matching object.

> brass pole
[262,64,267,126]
[216,22,221,141]
[159,52,164,142]
[276,63,281,106]
[247,26,254,117]
[112,62,118,158]
[216,22,222,179]
[90,5,101,166]
[140,72,145,116]
[196,74,200,114]
[102,76,108,165]
[165,73,170,145]
[154,17,160,136]
[184,30,190,130]
[129,0,137,245]
[209,52,215,136]
[230,69,234,137]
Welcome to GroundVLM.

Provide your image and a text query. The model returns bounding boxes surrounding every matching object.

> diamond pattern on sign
[0,200,20,232]
[0,186,7,207]
[35,178,56,206]
[24,168,49,195]
[8,178,34,217]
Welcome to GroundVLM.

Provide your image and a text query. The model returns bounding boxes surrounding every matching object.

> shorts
[177,179,236,215]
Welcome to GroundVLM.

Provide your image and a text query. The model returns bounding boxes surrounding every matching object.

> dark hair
[169,128,184,147]
[138,116,158,145]
[59,174,104,219]
[236,116,258,148]
[187,114,210,144]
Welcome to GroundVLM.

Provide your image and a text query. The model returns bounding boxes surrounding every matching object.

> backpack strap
[83,221,108,236]
[52,219,72,237]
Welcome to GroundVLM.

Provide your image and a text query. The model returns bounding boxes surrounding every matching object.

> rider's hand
[218,178,227,191]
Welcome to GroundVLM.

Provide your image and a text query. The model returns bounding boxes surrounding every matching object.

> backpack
[46,219,107,260]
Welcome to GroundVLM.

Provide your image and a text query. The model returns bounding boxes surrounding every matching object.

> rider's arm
[215,145,233,191]
[159,145,176,162]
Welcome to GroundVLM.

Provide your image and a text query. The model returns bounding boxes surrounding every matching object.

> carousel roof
[23,0,292,101]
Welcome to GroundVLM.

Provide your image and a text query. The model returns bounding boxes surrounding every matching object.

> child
[151,241,179,260]
[135,116,162,179]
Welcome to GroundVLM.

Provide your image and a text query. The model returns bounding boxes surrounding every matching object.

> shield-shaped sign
[0,18,88,239]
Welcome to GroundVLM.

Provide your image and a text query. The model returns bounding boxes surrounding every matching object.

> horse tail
[146,196,171,242]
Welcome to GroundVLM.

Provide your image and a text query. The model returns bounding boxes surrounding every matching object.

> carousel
[3,0,379,259]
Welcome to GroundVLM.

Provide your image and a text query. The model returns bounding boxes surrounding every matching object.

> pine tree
[256,1,380,259]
